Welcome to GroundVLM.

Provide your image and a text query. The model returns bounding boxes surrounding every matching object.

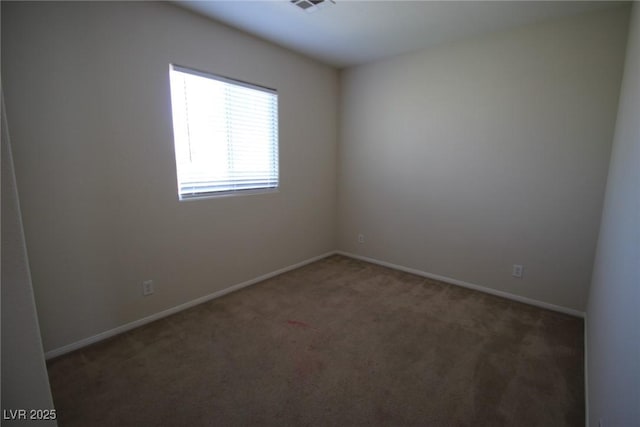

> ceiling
[175,1,623,68]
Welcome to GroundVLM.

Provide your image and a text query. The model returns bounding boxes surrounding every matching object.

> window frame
[169,64,280,201]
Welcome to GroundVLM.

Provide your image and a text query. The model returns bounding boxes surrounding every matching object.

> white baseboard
[337,251,585,318]
[45,251,337,360]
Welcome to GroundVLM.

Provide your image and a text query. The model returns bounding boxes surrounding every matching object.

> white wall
[338,7,629,312]
[1,2,338,353]
[586,3,640,426]
[1,94,56,425]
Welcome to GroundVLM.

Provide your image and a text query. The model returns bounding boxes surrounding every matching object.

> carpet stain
[294,355,325,382]
[287,319,314,329]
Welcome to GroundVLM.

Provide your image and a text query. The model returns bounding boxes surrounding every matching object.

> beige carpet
[47,255,584,426]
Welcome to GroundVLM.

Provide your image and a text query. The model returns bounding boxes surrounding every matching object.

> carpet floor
[47,255,584,426]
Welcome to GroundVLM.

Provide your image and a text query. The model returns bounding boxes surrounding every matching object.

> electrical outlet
[512,264,524,278]
[142,280,154,296]
[358,233,365,244]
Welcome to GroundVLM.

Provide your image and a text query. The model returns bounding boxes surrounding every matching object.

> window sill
[178,188,279,202]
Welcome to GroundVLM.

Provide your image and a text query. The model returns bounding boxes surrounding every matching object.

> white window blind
[169,65,279,199]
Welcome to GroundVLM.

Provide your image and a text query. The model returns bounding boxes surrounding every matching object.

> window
[169,65,279,199]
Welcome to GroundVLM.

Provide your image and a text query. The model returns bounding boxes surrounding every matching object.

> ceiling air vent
[290,0,335,14]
